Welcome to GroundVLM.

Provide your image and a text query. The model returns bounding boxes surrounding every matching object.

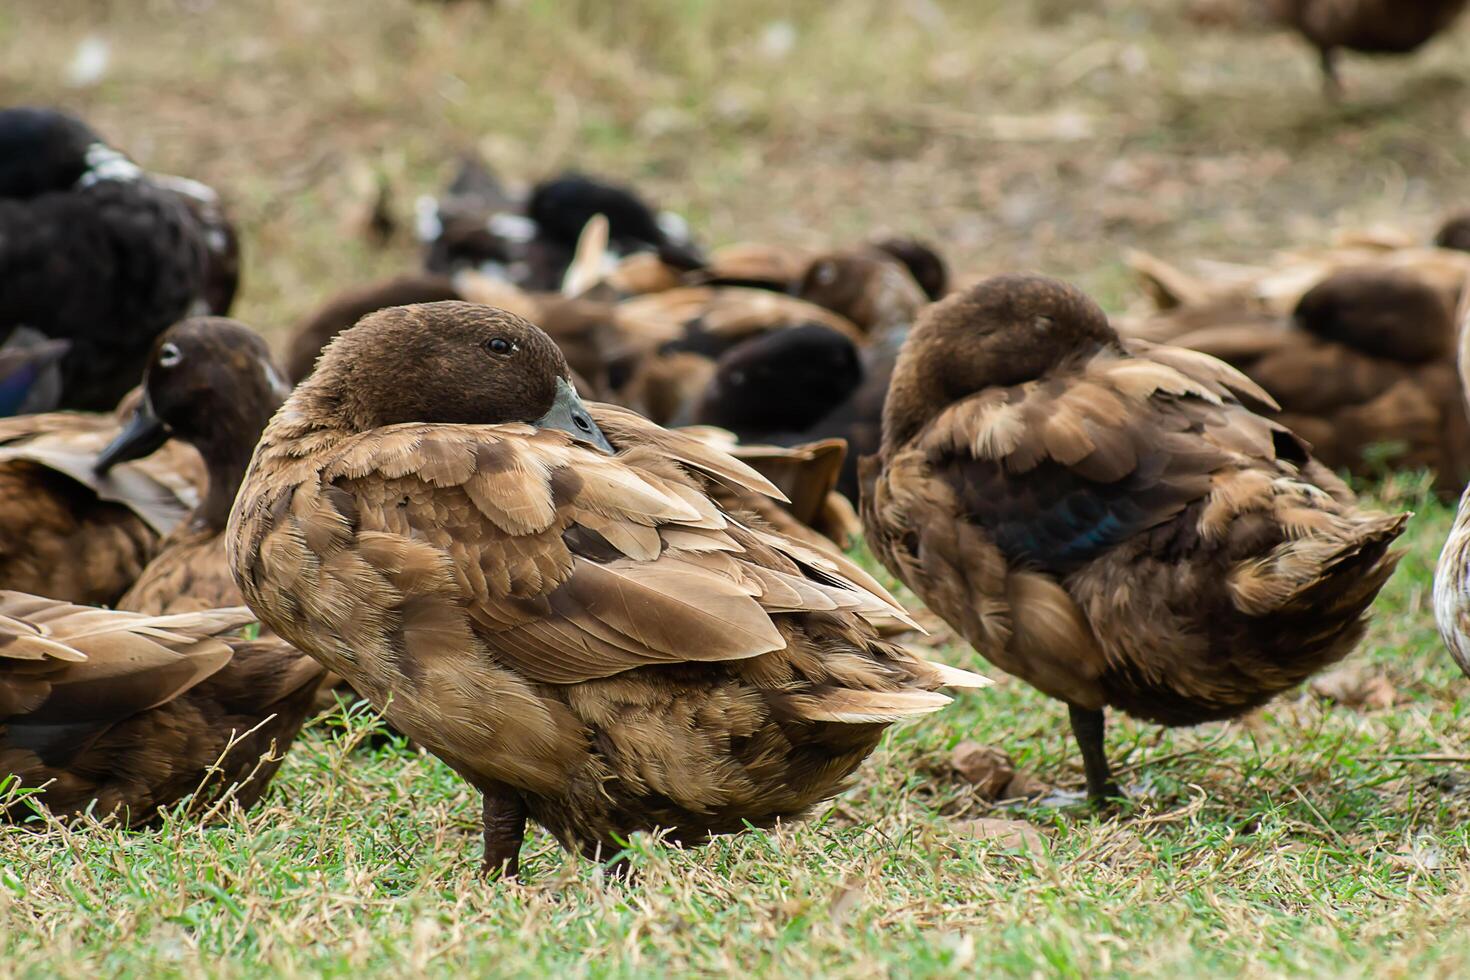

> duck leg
[1068,705,1122,803]
[480,781,527,879]
[1319,46,1343,101]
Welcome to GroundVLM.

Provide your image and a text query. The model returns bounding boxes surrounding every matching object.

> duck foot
[1068,705,1124,806]
[480,782,527,880]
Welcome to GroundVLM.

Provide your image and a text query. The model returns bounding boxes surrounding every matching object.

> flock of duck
[2,103,1469,881]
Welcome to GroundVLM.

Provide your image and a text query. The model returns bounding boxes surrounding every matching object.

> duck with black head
[692,324,865,443]
[97,317,294,615]
[229,300,985,879]
[0,108,235,412]
[47,317,331,824]
[862,274,1408,803]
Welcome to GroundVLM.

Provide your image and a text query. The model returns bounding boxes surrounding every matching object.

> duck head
[797,248,927,335]
[883,275,1115,450]
[1436,212,1470,253]
[694,324,864,438]
[306,301,614,452]
[97,317,290,526]
[0,107,100,198]
[1293,267,1452,364]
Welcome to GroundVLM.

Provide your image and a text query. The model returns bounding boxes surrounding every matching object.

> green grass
[3,0,1470,975]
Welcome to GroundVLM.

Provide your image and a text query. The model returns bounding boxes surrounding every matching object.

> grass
[3,0,1470,976]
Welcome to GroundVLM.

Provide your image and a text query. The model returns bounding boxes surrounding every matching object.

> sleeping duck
[1436,212,1470,253]
[693,324,901,501]
[0,591,323,827]
[0,107,235,411]
[228,301,984,877]
[612,286,865,425]
[1268,0,1466,96]
[796,243,934,338]
[1130,265,1470,498]
[96,318,292,615]
[415,158,702,293]
[0,395,204,605]
[862,275,1407,801]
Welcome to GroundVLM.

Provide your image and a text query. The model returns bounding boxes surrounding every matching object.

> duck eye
[157,343,183,368]
[487,338,513,355]
[814,263,838,287]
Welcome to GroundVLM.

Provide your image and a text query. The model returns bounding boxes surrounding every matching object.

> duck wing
[242,411,918,692]
[0,592,251,761]
[910,342,1287,578]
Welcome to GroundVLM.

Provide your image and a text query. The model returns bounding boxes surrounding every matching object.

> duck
[0,396,204,605]
[611,286,865,425]
[418,153,526,280]
[95,318,291,615]
[1433,290,1470,680]
[1130,266,1470,498]
[415,160,702,293]
[690,324,866,444]
[867,237,950,302]
[1268,0,1467,96]
[0,590,323,827]
[1122,249,1470,496]
[693,325,900,501]
[1435,212,1470,253]
[228,301,984,876]
[795,241,938,337]
[0,107,232,411]
[861,275,1407,801]
[523,173,704,289]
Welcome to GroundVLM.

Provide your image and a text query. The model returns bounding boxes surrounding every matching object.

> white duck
[1432,282,1470,678]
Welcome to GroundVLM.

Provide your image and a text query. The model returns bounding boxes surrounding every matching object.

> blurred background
[5,0,1467,339]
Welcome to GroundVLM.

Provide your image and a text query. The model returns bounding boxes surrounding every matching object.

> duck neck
[191,393,283,531]
[194,438,258,532]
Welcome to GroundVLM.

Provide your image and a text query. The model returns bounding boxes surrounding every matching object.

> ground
[2,1,1469,976]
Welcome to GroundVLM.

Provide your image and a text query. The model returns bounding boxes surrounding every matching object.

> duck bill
[533,378,614,454]
[95,397,170,475]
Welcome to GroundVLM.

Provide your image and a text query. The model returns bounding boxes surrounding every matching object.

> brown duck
[862,275,1407,801]
[1139,266,1470,498]
[796,244,934,338]
[1269,0,1467,95]
[229,301,983,876]
[0,591,322,827]
[96,317,292,615]
[0,397,204,604]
